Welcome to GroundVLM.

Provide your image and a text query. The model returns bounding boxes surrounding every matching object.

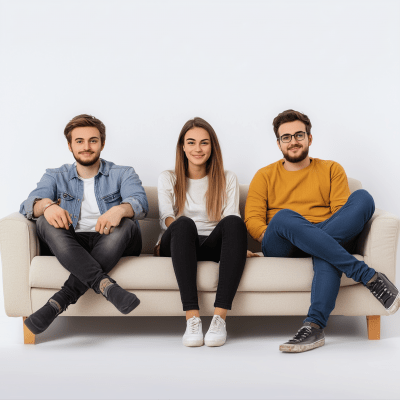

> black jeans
[160,215,247,311]
[36,216,142,303]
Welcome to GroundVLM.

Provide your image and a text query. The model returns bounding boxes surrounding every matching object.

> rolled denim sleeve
[120,167,148,220]
[19,172,57,220]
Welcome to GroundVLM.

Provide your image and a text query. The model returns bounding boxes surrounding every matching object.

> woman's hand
[246,250,261,258]
[154,243,161,256]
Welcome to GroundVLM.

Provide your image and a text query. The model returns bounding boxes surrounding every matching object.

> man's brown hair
[64,114,106,144]
[273,109,312,139]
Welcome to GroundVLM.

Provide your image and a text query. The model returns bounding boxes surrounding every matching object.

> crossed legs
[25,217,142,334]
[51,217,142,304]
[262,189,376,328]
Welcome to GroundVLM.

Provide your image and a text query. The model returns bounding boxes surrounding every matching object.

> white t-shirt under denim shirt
[75,176,101,233]
[157,170,241,243]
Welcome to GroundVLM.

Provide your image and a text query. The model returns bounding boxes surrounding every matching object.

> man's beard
[282,145,309,163]
[72,151,100,167]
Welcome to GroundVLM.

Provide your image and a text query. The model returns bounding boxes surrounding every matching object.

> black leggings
[160,215,247,311]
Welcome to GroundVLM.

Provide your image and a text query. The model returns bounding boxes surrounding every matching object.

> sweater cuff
[253,225,267,241]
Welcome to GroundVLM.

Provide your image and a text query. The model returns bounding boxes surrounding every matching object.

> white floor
[1,312,400,400]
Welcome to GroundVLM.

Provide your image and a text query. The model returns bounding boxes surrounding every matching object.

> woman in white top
[156,117,258,347]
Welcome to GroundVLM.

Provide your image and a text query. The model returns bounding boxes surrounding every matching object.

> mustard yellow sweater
[245,158,351,240]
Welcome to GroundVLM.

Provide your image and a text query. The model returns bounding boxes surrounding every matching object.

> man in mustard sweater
[245,109,399,353]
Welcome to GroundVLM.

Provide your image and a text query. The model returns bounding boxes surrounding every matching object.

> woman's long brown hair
[174,117,226,221]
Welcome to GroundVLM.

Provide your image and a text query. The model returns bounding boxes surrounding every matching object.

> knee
[173,216,197,232]
[271,209,299,224]
[117,217,137,232]
[351,189,375,213]
[119,217,135,228]
[351,189,372,201]
[36,215,51,234]
[113,218,138,238]
[268,209,303,234]
[220,215,246,231]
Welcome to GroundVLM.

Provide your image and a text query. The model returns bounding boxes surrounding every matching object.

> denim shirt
[20,159,149,228]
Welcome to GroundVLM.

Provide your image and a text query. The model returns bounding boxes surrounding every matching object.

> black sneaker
[24,299,66,335]
[366,272,400,315]
[279,322,325,353]
[100,278,140,315]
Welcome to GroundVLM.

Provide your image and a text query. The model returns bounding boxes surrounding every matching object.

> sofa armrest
[0,212,39,317]
[355,208,400,281]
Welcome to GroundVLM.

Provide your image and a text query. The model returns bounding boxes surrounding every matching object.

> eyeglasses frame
[278,131,308,143]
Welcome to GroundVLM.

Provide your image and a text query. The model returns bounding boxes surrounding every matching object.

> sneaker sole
[24,318,43,335]
[387,293,400,315]
[120,297,140,315]
[279,338,325,353]
[205,338,226,347]
[182,338,204,347]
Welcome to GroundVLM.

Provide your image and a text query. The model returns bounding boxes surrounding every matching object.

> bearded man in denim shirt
[20,114,149,335]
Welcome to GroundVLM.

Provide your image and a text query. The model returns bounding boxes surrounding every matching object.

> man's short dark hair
[64,114,106,145]
[273,110,312,139]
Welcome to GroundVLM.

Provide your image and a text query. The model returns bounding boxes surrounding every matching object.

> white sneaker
[205,315,227,347]
[182,316,204,347]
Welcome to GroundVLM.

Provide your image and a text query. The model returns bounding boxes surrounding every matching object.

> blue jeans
[261,189,376,328]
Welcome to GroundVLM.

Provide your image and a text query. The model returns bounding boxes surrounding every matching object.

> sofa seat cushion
[29,253,364,292]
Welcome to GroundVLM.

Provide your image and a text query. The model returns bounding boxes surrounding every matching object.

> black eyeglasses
[279,132,307,143]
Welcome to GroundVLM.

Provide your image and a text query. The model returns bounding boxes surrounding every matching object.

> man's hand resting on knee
[95,204,134,235]
[44,205,73,229]
[34,198,73,230]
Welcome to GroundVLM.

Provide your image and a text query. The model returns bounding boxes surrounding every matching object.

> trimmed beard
[282,146,309,163]
[72,151,101,167]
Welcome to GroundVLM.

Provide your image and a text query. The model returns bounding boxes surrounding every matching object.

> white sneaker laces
[291,326,312,342]
[208,316,225,334]
[187,317,201,334]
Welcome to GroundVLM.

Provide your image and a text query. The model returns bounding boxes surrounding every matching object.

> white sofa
[1,178,399,344]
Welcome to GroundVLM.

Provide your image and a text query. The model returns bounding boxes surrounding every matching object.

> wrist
[43,199,61,214]
[119,203,134,218]
[33,198,52,218]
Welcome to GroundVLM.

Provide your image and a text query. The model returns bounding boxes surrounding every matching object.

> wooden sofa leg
[23,317,36,344]
[366,316,380,340]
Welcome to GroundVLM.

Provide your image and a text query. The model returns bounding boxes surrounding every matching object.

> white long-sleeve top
[157,170,241,242]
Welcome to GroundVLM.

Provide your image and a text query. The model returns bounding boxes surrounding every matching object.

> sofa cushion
[29,254,363,292]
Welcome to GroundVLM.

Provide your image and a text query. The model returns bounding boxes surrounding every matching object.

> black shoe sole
[120,297,141,315]
[24,317,45,335]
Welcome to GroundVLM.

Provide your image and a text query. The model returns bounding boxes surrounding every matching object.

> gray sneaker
[279,322,325,353]
[366,272,400,315]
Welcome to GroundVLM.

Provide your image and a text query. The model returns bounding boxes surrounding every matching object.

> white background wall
[0,1,399,327]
